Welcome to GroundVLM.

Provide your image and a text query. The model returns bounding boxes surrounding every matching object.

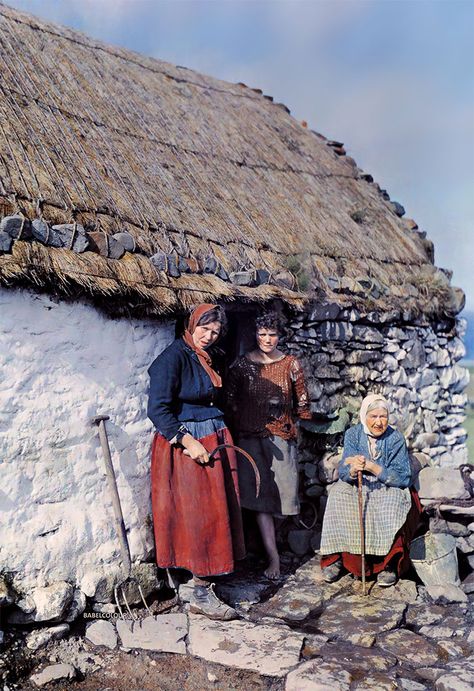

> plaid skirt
[320,478,412,556]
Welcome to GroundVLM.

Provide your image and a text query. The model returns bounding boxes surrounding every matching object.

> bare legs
[256,512,280,579]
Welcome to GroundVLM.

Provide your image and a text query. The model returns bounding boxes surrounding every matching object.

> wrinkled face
[192,320,221,350]
[366,408,389,437]
[256,328,279,354]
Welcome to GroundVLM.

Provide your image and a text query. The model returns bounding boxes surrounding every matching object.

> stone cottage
[0,3,469,611]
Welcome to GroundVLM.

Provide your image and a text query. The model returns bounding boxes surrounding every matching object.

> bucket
[409,531,460,586]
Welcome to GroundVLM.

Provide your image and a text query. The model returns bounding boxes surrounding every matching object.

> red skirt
[320,488,422,578]
[151,423,245,577]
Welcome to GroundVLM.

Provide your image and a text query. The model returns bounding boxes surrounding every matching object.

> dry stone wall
[286,304,469,468]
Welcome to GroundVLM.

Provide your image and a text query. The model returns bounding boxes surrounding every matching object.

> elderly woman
[147,304,245,620]
[226,311,311,579]
[320,394,421,587]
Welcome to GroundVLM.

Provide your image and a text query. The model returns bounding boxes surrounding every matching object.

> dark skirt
[237,435,300,516]
[151,418,245,577]
[320,488,422,578]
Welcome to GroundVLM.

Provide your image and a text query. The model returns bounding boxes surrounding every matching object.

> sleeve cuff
[169,424,190,445]
[377,467,389,484]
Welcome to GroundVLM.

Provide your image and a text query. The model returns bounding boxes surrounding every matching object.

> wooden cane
[358,470,367,596]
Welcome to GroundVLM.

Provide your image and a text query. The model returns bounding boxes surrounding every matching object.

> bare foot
[264,558,280,580]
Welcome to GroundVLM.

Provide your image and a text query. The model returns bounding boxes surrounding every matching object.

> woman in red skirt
[147,304,245,619]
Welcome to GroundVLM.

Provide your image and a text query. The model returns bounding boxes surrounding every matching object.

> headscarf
[182,303,223,388]
[359,393,390,435]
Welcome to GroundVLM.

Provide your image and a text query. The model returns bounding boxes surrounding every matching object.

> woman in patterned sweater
[226,311,311,579]
[320,394,421,587]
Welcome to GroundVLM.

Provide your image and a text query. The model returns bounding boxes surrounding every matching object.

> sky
[4,0,474,311]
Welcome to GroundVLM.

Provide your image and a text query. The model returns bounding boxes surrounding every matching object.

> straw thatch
[0,3,461,317]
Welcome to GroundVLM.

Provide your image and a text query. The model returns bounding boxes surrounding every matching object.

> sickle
[208,443,260,498]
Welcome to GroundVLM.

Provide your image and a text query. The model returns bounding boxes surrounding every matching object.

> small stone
[391,201,405,216]
[426,585,467,605]
[417,467,469,501]
[303,409,350,436]
[0,231,13,252]
[0,214,32,238]
[112,232,135,252]
[17,594,36,613]
[53,223,89,253]
[377,629,441,666]
[435,656,474,690]
[207,672,218,683]
[417,667,444,682]
[316,642,397,672]
[371,578,418,604]
[31,219,61,247]
[352,325,384,344]
[82,566,122,602]
[26,624,69,651]
[419,625,458,640]
[456,536,474,554]
[352,674,397,690]
[315,596,406,641]
[429,516,469,536]
[214,577,269,607]
[398,680,428,691]
[461,573,474,594]
[189,615,303,677]
[87,230,121,258]
[86,620,118,650]
[65,589,87,623]
[439,364,470,393]
[92,602,117,614]
[437,639,465,657]
[405,603,445,629]
[301,633,329,658]
[308,303,341,321]
[344,632,376,647]
[30,663,77,687]
[32,582,74,622]
[318,451,341,483]
[121,563,163,604]
[286,660,352,690]
[0,577,15,606]
[116,614,187,654]
[413,433,439,450]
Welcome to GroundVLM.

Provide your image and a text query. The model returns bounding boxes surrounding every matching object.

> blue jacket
[147,339,223,441]
[338,423,412,488]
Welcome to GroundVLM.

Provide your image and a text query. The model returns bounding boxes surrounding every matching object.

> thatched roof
[0,3,463,318]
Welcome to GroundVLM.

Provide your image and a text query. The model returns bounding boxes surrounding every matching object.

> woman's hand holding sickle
[182,437,261,497]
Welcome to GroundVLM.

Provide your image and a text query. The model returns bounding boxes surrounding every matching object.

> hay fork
[91,415,152,620]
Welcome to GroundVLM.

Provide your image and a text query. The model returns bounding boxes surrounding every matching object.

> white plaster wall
[0,288,174,594]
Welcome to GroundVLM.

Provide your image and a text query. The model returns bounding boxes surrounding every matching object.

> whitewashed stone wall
[0,288,174,595]
[287,306,469,467]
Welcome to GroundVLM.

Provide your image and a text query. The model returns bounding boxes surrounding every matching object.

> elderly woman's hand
[345,455,366,478]
[181,435,210,465]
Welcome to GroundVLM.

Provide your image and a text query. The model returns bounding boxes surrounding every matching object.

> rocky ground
[1,554,474,691]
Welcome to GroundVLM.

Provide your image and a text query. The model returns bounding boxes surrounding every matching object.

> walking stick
[358,470,367,596]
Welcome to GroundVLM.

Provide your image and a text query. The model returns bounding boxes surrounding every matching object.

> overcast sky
[5,0,474,311]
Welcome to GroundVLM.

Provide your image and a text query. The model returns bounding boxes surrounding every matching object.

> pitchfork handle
[92,416,132,577]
